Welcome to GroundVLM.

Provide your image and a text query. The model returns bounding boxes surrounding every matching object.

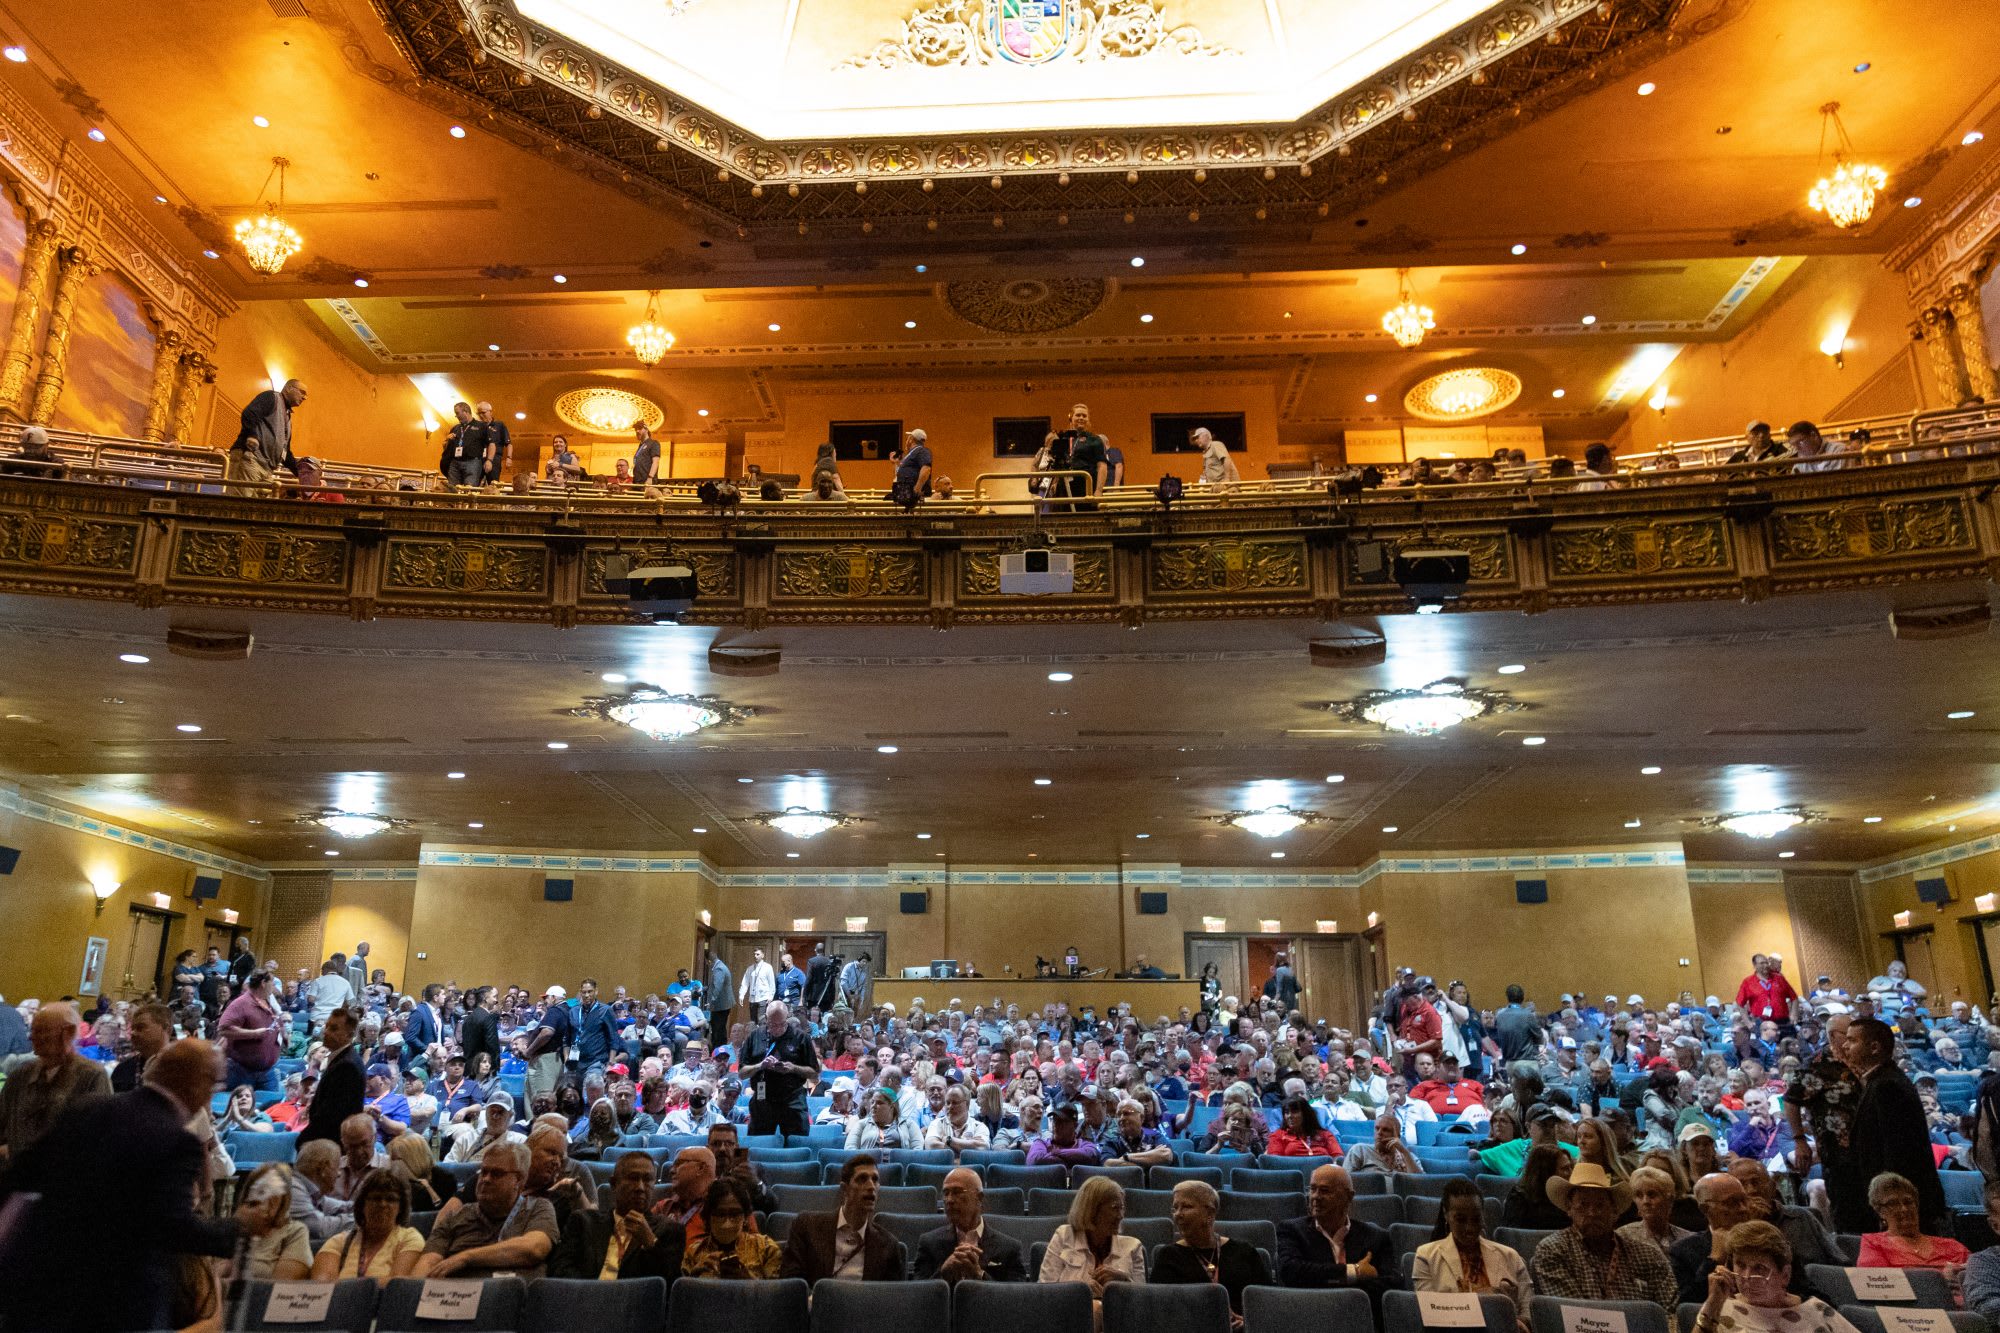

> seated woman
[572,1097,623,1160]
[1040,1175,1145,1297]
[1414,1178,1532,1326]
[222,1085,275,1135]
[682,1178,782,1279]
[310,1168,425,1284]
[1618,1164,1693,1254]
[1692,1219,1862,1333]
[1500,1144,1574,1232]
[1151,1180,1268,1324]
[239,1163,312,1280]
[847,1088,919,1150]
[976,1082,1022,1149]
[1265,1096,1343,1158]
[384,1132,455,1214]
[1857,1171,1969,1288]
[1200,1103,1264,1156]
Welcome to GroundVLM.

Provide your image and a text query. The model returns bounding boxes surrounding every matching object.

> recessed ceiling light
[1510,244,1527,255]
[1580,314,1598,325]
[915,264,928,273]
[917,833,932,840]
[2,46,25,62]
[737,777,754,784]
[447,771,465,779]
[1636,82,1656,96]
[1949,710,1976,719]
[1965,131,1986,146]
[1778,850,1795,859]
[1382,825,1399,833]
[324,849,340,856]
[1625,819,1642,828]
[1325,774,1345,783]
[876,745,899,754]
[768,323,781,332]
[697,409,709,417]
[353,278,370,288]
[203,249,219,259]
[487,343,500,352]
[1863,816,1882,824]
[903,320,917,329]
[1950,824,1959,832]
[1136,833,1150,839]
[468,822,483,829]
[787,851,800,858]
[154,195,168,204]
[1497,664,1526,674]
[1552,389,1566,399]
[1139,314,1154,323]
[1033,777,1053,786]
[514,411,525,420]
[1641,766,1662,775]
[1522,736,1547,746]
[1271,851,1286,859]
[1047,671,1074,682]
[1130,256,1145,267]
[1853,61,1871,73]
[1904,197,1923,208]
[176,723,202,733]
[252,115,270,128]
[552,274,567,284]
[692,827,707,833]
[119,653,149,664]
[449,125,467,138]
[86,128,106,143]
[1364,393,1378,403]
[546,741,569,750]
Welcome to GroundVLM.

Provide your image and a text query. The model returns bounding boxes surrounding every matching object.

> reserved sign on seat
[416,1279,487,1320]
[1847,1269,1918,1301]
[1560,1307,1629,1333]
[1418,1292,1487,1326]
[261,1283,333,1323]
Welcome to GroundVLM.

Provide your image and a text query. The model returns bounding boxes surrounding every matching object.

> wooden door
[119,909,169,999]
[1297,937,1367,1030]
[1185,936,1245,1008]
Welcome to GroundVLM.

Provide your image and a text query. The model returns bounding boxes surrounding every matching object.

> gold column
[1945,281,2000,403]
[0,218,60,417]
[140,328,185,441]
[169,351,213,447]
[27,245,100,425]
[1916,306,1972,406]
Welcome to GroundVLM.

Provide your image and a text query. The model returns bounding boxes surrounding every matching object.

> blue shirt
[537,1002,574,1053]
[895,444,933,494]
[571,1000,617,1066]
[776,966,806,1006]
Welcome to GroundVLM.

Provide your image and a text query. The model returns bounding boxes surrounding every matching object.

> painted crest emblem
[993,0,1075,65]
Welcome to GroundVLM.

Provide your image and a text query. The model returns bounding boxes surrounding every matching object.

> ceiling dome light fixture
[626,289,676,366]
[750,807,856,839]
[1331,679,1526,737]
[571,687,754,742]
[300,810,415,839]
[1404,367,1524,421]
[235,156,304,275]
[1692,806,1826,839]
[1217,805,1326,838]
[1807,102,1887,229]
[1381,268,1436,349]
[554,387,666,437]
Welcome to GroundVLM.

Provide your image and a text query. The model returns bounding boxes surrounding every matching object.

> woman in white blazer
[1040,1175,1146,1299]
[1413,1178,1532,1328]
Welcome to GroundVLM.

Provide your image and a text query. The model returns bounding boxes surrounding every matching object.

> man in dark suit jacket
[460,987,501,1077]
[298,1004,364,1148]
[780,1154,905,1282]
[914,1167,1028,1283]
[403,984,445,1069]
[1275,1165,1401,1309]
[1839,1017,1950,1232]
[0,1039,272,1331]
[548,1151,685,1280]
[803,946,839,1014]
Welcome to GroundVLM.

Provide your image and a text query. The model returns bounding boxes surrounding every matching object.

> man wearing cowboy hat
[1529,1159,1678,1309]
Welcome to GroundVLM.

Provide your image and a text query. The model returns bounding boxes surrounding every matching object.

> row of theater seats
[209,1273,1992,1333]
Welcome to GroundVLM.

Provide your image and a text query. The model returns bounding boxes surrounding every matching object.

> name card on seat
[1885,1311,1950,1333]
[416,1279,487,1320]
[262,1283,333,1323]
[1848,1268,1917,1301]
[1418,1293,1486,1326]
[1560,1308,1629,1333]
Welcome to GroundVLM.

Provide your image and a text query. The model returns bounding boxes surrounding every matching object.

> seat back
[1941,1173,1985,1210]
[232,1132,299,1164]
[1383,1289,1516,1333]
[876,1185,940,1214]
[1030,1187,1079,1217]
[901,1149,958,1167]
[1352,1195,1404,1228]
[1218,1192,1302,1223]
[955,1274,1095,1333]
[1528,1297,1670,1333]
[820,1160,907,1185]
[1350,1171,1391,1195]
[1251,1156,1335,1183]
[1389,1222,1436,1267]
[375,1276,526,1331]
[1404,1195,1442,1225]
[1123,1217,1175,1258]
[1232,1168,1307,1194]
[758,1161,822,1187]
[1178,1153,1248,1184]
[1216,1220,1278,1254]
[1148,1166,1225,1191]
[1123,1188,1178,1218]
[748,1146,814,1163]
[808,1277,950,1333]
[766,1211,795,1242]
[962,1149,1029,1168]
[774,1183,842,1213]
[990,1164,1069,1192]
[904,1162,958,1191]
[876,1213,942,1273]
[522,1276,666,1333]
[1495,1227,1557,1259]
[1245,1285,1371,1333]
[243,1278,377,1333]
[1072,1164,1146,1189]
[666,1276,811,1333]
[411,1210,438,1240]
[981,1187,1026,1216]
[1841,1305,1993,1333]
[986,1214,1065,1251]
[1102,1279,1231,1333]
[1393,1172,1457,1198]
[1804,1265,1957,1309]
[1477,1174,1519,1199]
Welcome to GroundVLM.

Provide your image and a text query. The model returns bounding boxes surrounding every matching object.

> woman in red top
[1264,1095,1343,1157]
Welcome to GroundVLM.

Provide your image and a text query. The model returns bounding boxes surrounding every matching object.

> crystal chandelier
[570,686,754,741]
[1381,268,1436,349]
[317,812,390,838]
[235,157,303,275]
[754,807,850,839]
[626,290,675,366]
[1330,679,1526,737]
[1719,810,1806,839]
[1806,102,1887,230]
[1228,807,1313,838]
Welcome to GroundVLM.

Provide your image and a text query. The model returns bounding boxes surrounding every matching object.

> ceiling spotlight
[449,125,467,138]
[1778,851,1796,859]
[1382,825,1399,833]
[154,195,168,204]
[1497,664,1526,675]
[1522,735,1547,746]
[119,653,149,664]
[553,274,567,284]
[1510,244,1527,255]
[787,852,800,859]
[1047,671,1074,682]
[737,777,754,784]
[1136,833,1151,839]
[768,323,782,332]
[546,741,569,750]
[1853,61,1871,73]
[1552,389,1567,399]
[1130,256,1145,267]
[252,115,270,128]
[1904,197,1923,208]
[1964,131,1985,146]
[468,822,484,829]
[1581,314,1598,325]
[697,409,709,417]
[1,46,25,62]
[903,320,917,329]
[1140,313,1154,323]
[514,411,525,420]
[203,249,220,259]
[1641,765,1662,775]
[87,128,107,143]
[915,264,928,273]
[876,745,899,754]
[354,278,370,288]
[1863,816,1882,824]
[1625,819,1642,828]
[447,771,466,779]
[1949,710,1977,719]
[1636,82,1656,96]
[692,827,707,834]
[1364,393,1378,403]
[1326,774,1345,783]
[917,833,932,840]
[1033,778,1053,786]
[324,850,340,857]
[1271,851,1287,859]
[176,723,202,733]
[487,343,500,352]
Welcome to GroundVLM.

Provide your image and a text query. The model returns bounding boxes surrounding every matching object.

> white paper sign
[261,1283,333,1324]
[1884,1312,1949,1333]
[415,1280,486,1320]
[1848,1268,1917,1302]
[1560,1307,1630,1333]
[1418,1293,1487,1327]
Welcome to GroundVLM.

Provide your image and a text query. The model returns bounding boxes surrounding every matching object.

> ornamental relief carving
[384,540,547,595]
[583,548,736,597]
[1150,538,1305,594]
[0,511,138,572]
[841,0,1235,70]
[172,529,345,585]
[537,47,596,92]
[960,547,1112,597]
[1550,521,1730,579]
[1769,498,1975,563]
[1461,533,1514,583]
[1474,7,1546,54]
[776,547,925,599]
[943,277,1110,334]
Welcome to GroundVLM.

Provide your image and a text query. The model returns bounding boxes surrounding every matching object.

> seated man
[1276,1164,1399,1309]
[651,1146,716,1237]
[1531,1161,1678,1308]
[524,1122,600,1230]
[915,1166,1027,1283]
[779,1154,904,1282]
[707,1122,778,1217]
[334,1112,386,1200]
[547,1150,683,1280]
[446,1092,525,1162]
[1098,1097,1173,1167]
[1345,1112,1422,1174]
[0,425,65,478]
[416,1141,559,1280]
[1025,1102,1102,1168]
[289,1137,355,1243]
[1669,1171,1756,1305]
[1727,1158,1844,1289]
[1410,1053,1484,1117]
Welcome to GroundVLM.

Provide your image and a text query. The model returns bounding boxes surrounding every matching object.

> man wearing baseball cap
[895,427,933,500]
[524,985,571,1102]
[1531,1160,1677,1307]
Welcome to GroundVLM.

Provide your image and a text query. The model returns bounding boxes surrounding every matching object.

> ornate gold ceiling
[373,0,1687,237]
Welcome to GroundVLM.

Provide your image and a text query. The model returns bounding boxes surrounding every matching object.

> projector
[999,548,1074,595]
[1392,547,1470,614]
[603,556,699,621]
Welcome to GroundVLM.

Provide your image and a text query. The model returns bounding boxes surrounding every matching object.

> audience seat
[1404,1195,1441,1226]
[766,1212,795,1243]
[1384,1289,1517,1333]
[1413,1120,1460,1146]
[659,1135,709,1154]
[962,1149,1028,1169]
[742,1134,785,1150]
[1476,1174,1519,1199]
[901,1149,957,1167]
[775,1184,842,1213]
[1529,1297,1669,1333]
[1842,1306,1992,1333]
[875,1185,940,1214]
[1147,1165,1225,1191]
[231,1133,298,1165]
[985,1215,1065,1250]
[666,1276,810,1333]
[757,1161,822,1187]
[1351,1196,1404,1229]
[1805,1264,1956,1309]
[1219,1192,1302,1223]
[793,1126,847,1147]
[1071,1164,1146,1189]
[989,1164,1069,1192]
[1350,1172,1391,1196]
[1231,1168,1308,1194]
[1678,1302,1704,1332]
[1494,1228,1557,1259]
[875,1213,942,1272]
[1483,1197,1504,1233]
[376,1276,526,1331]
[980,1186,1025,1216]
[1122,1188,1177,1219]
[1245,1285,1370,1333]
[1123,1217,1174,1258]
[1393,1173,1456,1198]
[441,1162,479,1191]
[410,1210,437,1240]
[1388,1222,1435,1268]
[819,1160,907,1186]
[523,1277,665,1333]
[241,1278,377,1333]
[1251,1156,1335,1183]
[1177,1153,1248,1183]
[904,1162,959,1191]
[1216,1220,1279,1254]
[809,1277,949,1333]
[1029,1187,1080,1217]
[747,1146,814,1164]
[1941,1173,1984,1210]
[953,1273,1094,1333]
[1103,1280,1230,1333]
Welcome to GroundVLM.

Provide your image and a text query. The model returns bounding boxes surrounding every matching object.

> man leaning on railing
[226,378,307,493]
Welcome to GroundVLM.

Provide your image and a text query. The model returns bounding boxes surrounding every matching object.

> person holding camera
[736,1001,820,1138]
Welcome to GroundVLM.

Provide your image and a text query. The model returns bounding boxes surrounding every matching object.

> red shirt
[1410,1077,1485,1115]
[1396,997,1443,1048]
[1265,1127,1343,1157]
[1735,971,1798,1021]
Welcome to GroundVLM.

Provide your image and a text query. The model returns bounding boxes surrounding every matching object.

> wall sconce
[1366,911,1380,927]
[739,918,761,932]
[221,908,240,925]
[1977,893,1996,914]
[792,917,815,931]
[1819,333,1847,369]
[845,916,868,931]
[1316,919,1339,933]
[1893,909,1913,928]
[1201,916,1227,932]
[150,892,172,910]
[1258,919,1282,933]
[1648,386,1670,417]
[90,877,119,916]
[699,910,711,926]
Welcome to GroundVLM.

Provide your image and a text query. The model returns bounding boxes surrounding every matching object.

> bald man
[0,1001,111,1160]
[914,1166,1027,1282]
[1276,1164,1400,1306]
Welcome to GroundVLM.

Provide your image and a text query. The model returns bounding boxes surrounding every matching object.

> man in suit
[0,1038,276,1331]
[460,985,500,1076]
[111,1000,172,1093]
[549,1151,685,1280]
[915,1167,1027,1283]
[298,1004,365,1147]
[225,378,306,490]
[780,1153,905,1282]
[1276,1164,1400,1308]
[1838,1016,1950,1232]
[403,983,445,1069]
[803,945,838,1013]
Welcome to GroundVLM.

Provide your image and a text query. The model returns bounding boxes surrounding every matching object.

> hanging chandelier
[1381,268,1436,349]
[569,686,755,742]
[1692,807,1825,840]
[297,809,415,839]
[1215,806,1326,838]
[626,290,675,366]
[749,807,856,839]
[1327,679,1527,737]
[235,156,304,275]
[1806,102,1887,230]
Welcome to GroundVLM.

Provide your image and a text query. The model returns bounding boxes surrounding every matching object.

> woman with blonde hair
[1041,1175,1144,1302]
[1575,1118,1630,1183]
[383,1132,453,1212]
[1618,1165,1693,1254]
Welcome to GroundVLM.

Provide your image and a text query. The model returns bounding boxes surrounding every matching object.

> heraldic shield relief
[994,0,1077,64]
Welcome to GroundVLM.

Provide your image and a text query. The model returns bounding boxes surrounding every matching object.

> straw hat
[1547,1160,1633,1213]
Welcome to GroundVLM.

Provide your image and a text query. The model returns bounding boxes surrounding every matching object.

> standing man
[775,951,806,1009]
[1493,984,1541,1066]
[218,970,283,1092]
[227,933,257,995]
[298,1004,365,1148]
[1736,953,1798,1033]
[478,401,512,484]
[631,423,661,486]
[345,942,370,999]
[226,378,307,491]
[840,952,874,1013]
[1060,403,1108,502]
[738,948,776,1014]
[0,1002,112,1162]
[404,983,446,1068]
[803,945,838,1013]
[460,985,500,1076]
[1266,952,1302,1015]
[573,978,618,1083]
[738,1001,821,1139]
[1836,1016,1949,1232]
[526,985,573,1103]
[1390,976,1444,1080]
[440,401,488,488]
[707,953,734,1048]
[895,428,933,501]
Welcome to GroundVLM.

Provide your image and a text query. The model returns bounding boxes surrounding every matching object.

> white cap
[544,985,567,1000]
[1627,993,1644,1006]
[908,428,927,443]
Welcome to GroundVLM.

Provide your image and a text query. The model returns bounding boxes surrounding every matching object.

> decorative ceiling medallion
[297,810,417,839]
[943,277,1111,334]
[844,0,1234,70]
[1328,679,1525,737]
[570,687,756,742]
[1211,805,1326,838]
[554,387,667,436]
[1690,807,1826,839]
[749,807,859,839]
[1404,367,1523,421]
